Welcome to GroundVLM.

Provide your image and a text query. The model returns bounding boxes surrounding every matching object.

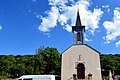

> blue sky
[0,0,120,55]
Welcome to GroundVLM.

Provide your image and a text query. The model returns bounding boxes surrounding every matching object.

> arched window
[77,63,85,79]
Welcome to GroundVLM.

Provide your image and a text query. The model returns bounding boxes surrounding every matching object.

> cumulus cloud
[0,25,2,30]
[38,0,103,35]
[103,7,120,44]
[38,6,59,32]
[116,40,120,47]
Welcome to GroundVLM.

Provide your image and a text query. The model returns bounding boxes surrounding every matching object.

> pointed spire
[72,7,85,45]
[75,9,82,26]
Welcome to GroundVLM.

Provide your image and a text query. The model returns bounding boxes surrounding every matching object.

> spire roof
[72,9,85,32]
[75,10,82,26]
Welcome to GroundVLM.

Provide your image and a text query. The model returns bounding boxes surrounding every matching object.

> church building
[61,10,102,80]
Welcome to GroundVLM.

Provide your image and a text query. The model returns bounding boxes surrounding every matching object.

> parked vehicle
[18,75,55,80]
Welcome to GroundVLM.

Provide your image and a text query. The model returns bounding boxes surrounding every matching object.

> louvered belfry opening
[77,32,81,41]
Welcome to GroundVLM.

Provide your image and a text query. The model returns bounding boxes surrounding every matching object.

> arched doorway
[77,63,85,79]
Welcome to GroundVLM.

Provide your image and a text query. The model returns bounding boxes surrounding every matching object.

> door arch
[77,63,85,79]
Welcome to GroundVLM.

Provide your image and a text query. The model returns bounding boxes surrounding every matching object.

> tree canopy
[100,54,120,75]
[0,47,61,78]
[0,47,120,78]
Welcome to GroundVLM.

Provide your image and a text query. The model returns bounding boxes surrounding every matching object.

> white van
[18,75,55,80]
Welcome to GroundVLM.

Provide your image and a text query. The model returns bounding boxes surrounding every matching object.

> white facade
[61,45,102,80]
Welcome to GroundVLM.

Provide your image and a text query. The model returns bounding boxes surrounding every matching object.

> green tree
[37,47,61,75]
[0,47,61,78]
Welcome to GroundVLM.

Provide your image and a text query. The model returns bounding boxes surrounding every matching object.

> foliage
[0,47,61,78]
[100,54,120,75]
[1,47,120,78]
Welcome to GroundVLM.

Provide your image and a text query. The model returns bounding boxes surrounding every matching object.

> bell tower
[72,10,85,45]
[61,8,102,80]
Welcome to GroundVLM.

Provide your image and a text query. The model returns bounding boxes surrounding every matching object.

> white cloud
[108,9,110,13]
[102,5,110,13]
[83,8,103,34]
[38,6,59,32]
[38,0,103,35]
[103,8,120,44]
[63,24,72,32]
[84,34,92,41]
[85,37,92,41]
[0,25,2,30]
[116,40,120,47]
[102,5,109,8]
